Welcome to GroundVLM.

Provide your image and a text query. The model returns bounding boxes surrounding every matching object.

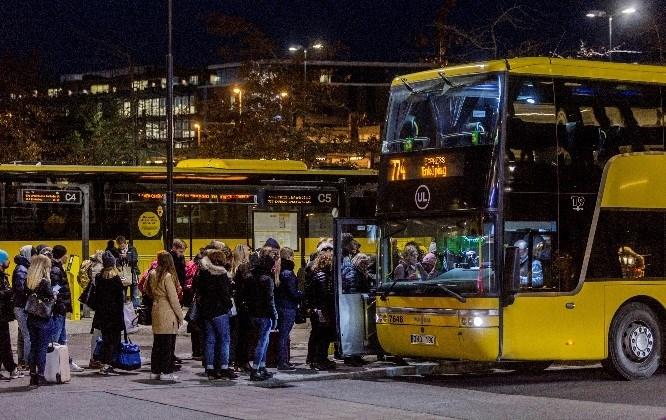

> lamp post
[586,7,637,61]
[165,0,175,249]
[289,42,323,83]
[233,87,243,116]
[193,123,201,147]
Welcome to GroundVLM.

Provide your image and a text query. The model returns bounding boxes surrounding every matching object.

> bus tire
[605,302,661,380]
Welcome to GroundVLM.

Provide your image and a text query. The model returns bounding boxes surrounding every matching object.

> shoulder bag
[25,293,55,319]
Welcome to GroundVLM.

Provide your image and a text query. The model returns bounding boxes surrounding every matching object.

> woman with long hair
[145,251,183,381]
[92,251,125,376]
[275,247,303,371]
[25,254,54,386]
[307,251,336,370]
[196,249,237,380]
[230,244,252,371]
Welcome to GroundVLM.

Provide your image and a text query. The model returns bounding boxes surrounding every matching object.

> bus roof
[394,57,666,86]
[0,159,376,177]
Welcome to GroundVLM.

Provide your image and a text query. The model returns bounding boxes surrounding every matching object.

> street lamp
[233,87,243,116]
[586,6,637,61]
[193,123,201,146]
[288,42,324,83]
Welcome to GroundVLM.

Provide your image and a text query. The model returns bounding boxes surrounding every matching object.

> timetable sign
[19,189,82,205]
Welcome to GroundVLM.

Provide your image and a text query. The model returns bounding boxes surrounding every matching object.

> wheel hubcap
[623,322,654,361]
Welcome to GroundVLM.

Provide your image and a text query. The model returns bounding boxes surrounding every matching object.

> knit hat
[0,250,9,265]
[39,247,53,259]
[36,244,50,254]
[317,241,334,253]
[102,251,116,268]
[52,245,67,260]
[422,252,437,267]
[264,237,280,250]
[19,245,34,260]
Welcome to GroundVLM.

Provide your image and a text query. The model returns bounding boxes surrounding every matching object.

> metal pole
[608,15,613,61]
[80,185,90,261]
[165,0,175,249]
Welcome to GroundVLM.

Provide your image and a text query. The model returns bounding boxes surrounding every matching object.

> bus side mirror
[502,246,521,307]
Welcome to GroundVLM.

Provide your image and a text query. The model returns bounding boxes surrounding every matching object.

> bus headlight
[472,316,484,327]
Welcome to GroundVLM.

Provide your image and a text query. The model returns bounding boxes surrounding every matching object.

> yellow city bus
[0,159,376,275]
[337,58,666,380]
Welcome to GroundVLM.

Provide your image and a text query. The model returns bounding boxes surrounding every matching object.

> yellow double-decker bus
[336,58,666,380]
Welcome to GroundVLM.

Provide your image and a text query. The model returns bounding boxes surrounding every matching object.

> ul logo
[571,196,585,212]
[415,185,431,210]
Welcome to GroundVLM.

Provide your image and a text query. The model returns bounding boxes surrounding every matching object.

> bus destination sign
[19,189,82,205]
[388,154,463,182]
[132,192,256,204]
[265,190,338,207]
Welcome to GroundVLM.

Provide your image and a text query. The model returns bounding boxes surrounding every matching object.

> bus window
[504,221,556,290]
[588,211,665,279]
[382,74,502,154]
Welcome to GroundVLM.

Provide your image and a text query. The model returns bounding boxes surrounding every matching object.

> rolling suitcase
[45,343,71,384]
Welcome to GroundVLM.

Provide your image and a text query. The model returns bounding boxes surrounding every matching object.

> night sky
[0,1,659,79]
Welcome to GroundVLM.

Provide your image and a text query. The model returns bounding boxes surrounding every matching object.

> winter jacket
[12,255,30,308]
[194,256,233,320]
[0,271,14,322]
[147,272,183,334]
[117,245,139,283]
[310,268,335,319]
[92,270,125,332]
[247,268,278,320]
[50,259,72,315]
[276,259,303,311]
[169,250,186,289]
[343,266,370,294]
[27,278,54,310]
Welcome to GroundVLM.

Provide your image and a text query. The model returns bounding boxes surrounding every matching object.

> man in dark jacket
[50,245,84,372]
[12,245,34,368]
[116,236,140,308]
[275,247,303,371]
[0,250,21,379]
[169,239,187,290]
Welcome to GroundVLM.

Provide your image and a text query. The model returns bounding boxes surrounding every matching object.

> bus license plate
[410,334,436,345]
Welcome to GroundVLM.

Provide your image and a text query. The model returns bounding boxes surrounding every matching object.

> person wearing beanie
[12,245,35,370]
[50,245,84,372]
[0,249,21,380]
[92,251,125,376]
[317,241,334,254]
[263,237,280,250]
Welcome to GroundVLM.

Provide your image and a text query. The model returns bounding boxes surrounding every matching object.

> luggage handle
[123,326,133,344]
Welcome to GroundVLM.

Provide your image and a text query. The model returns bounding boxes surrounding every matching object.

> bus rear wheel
[605,302,662,380]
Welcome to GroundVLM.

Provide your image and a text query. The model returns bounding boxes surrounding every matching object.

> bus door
[334,218,379,357]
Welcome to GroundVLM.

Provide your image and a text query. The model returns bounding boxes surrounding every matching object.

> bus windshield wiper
[380,277,400,301]
[431,283,466,303]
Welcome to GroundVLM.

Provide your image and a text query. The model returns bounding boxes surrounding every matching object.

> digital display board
[264,191,338,207]
[19,189,82,205]
[388,154,463,182]
[131,192,256,204]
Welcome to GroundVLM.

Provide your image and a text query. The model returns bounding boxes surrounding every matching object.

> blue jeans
[52,314,67,344]
[277,308,296,367]
[251,317,272,369]
[28,315,54,376]
[204,314,231,370]
[14,308,31,364]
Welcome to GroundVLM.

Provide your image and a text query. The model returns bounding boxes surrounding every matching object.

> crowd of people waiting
[0,234,352,385]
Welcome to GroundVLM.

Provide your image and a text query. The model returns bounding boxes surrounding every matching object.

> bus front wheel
[605,302,662,380]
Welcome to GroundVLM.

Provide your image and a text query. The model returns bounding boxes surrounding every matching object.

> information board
[253,212,298,250]
[19,189,82,205]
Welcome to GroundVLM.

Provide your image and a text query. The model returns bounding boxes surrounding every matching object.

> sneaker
[159,373,180,382]
[9,369,25,379]
[249,370,267,381]
[70,362,85,372]
[174,357,183,365]
[277,364,296,372]
[259,367,273,379]
[99,365,119,376]
[218,368,239,379]
[149,373,161,380]
[89,359,103,369]
[206,369,218,380]
[0,372,10,380]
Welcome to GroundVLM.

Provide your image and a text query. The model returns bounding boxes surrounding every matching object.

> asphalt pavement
[1,318,665,419]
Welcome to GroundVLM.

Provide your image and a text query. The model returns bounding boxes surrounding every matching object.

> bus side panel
[502,282,605,360]
[603,281,666,358]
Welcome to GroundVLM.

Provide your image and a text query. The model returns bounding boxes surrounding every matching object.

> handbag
[78,280,97,310]
[184,298,199,323]
[124,301,139,333]
[25,294,55,319]
[115,328,141,371]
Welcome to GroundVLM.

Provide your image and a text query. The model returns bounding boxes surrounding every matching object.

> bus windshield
[378,215,496,296]
[382,73,503,154]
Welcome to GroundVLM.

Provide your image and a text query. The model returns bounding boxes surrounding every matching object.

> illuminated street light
[193,123,201,146]
[288,42,324,83]
[280,91,288,98]
[586,6,638,61]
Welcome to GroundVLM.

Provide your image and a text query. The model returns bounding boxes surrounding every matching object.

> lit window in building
[121,101,132,117]
[91,84,110,95]
[210,74,220,85]
[132,80,148,91]
[189,75,199,86]
[47,88,62,97]
[174,96,196,115]
[145,121,166,139]
[319,72,332,84]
